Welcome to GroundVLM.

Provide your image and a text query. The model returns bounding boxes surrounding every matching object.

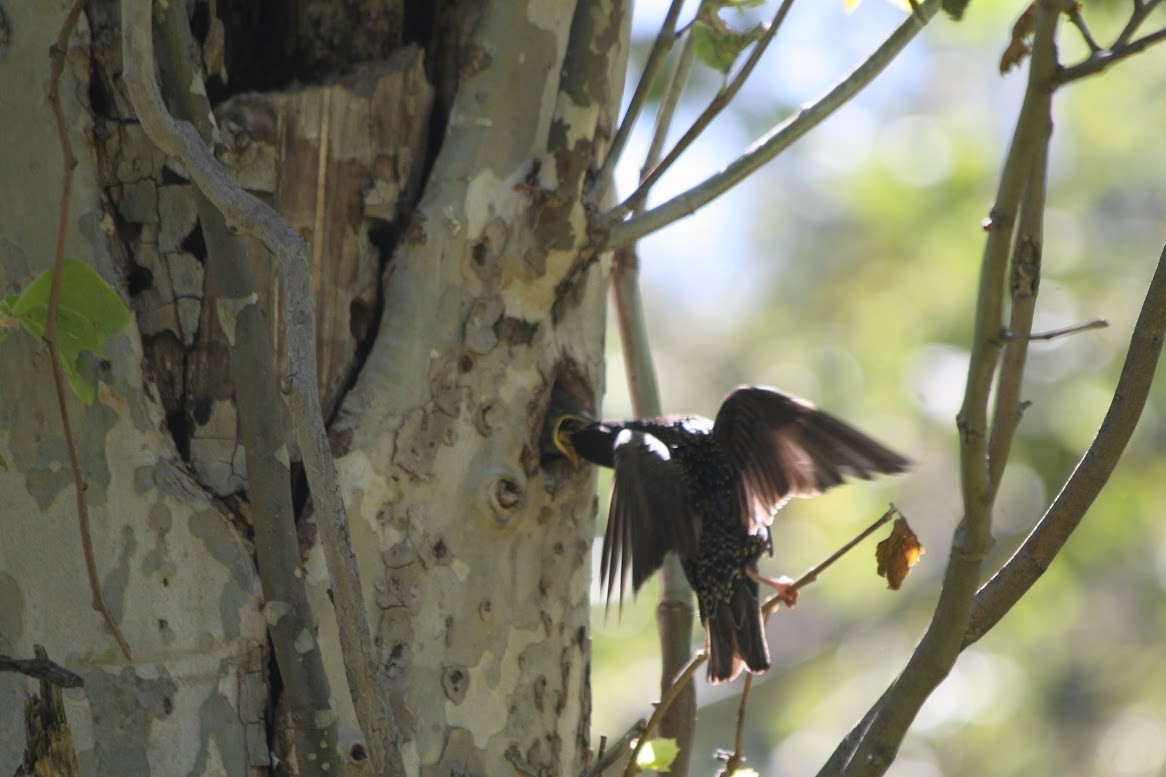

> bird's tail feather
[705,577,770,683]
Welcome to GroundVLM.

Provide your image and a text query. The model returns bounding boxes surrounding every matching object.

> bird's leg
[747,569,798,608]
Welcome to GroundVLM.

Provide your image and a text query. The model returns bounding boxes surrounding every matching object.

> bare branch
[965,241,1166,646]
[986,91,1053,494]
[1000,318,1108,342]
[601,0,938,251]
[0,650,84,688]
[621,652,710,777]
[118,3,405,775]
[604,0,798,225]
[580,719,648,777]
[590,0,686,206]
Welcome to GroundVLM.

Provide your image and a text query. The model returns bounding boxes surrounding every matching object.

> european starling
[555,385,909,683]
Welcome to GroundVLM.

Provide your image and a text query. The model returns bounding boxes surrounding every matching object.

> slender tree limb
[621,652,710,777]
[826,4,1066,775]
[0,651,84,688]
[1055,25,1166,84]
[641,27,696,185]
[151,7,340,774]
[589,0,686,207]
[965,240,1166,646]
[986,92,1052,494]
[601,0,938,251]
[604,0,797,226]
[1000,318,1107,342]
[580,719,648,777]
[1065,3,1102,52]
[762,506,899,618]
[118,4,405,776]
[46,0,133,662]
[1114,0,1161,47]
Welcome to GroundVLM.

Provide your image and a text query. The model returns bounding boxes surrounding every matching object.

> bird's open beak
[552,415,589,466]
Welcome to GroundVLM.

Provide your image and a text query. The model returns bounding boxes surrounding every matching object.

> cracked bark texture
[1,0,625,775]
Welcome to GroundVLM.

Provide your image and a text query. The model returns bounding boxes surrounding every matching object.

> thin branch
[1065,3,1102,52]
[986,89,1053,495]
[762,506,899,618]
[641,27,696,185]
[965,240,1166,646]
[621,652,710,777]
[1000,318,1107,342]
[601,0,938,251]
[829,4,1066,776]
[605,0,798,225]
[118,3,405,776]
[589,0,686,206]
[1055,25,1166,84]
[721,673,755,777]
[580,719,648,777]
[0,651,84,688]
[46,0,133,662]
[1114,0,1161,47]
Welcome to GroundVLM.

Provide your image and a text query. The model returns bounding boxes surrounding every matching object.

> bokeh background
[591,1,1166,775]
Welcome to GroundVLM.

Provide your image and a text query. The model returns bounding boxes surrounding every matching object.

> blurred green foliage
[593,1,1166,776]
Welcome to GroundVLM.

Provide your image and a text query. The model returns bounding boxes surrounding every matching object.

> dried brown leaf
[876,516,925,590]
[1000,2,1038,75]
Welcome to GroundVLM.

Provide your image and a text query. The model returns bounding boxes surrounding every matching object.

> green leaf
[729,769,759,777]
[692,7,767,75]
[5,260,131,404]
[635,738,680,773]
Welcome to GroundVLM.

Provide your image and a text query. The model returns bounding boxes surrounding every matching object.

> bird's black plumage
[558,385,909,682]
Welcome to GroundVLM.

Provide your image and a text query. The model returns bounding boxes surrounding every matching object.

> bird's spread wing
[600,429,698,609]
[712,386,910,530]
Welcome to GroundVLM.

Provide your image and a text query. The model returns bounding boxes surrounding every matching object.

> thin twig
[1115,0,1161,47]
[986,99,1053,495]
[641,28,696,187]
[721,673,754,777]
[46,0,133,662]
[580,719,648,777]
[762,506,899,618]
[589,0,686,206]
[601,0,938,251]
[1065,3,1102,51]
[1000,318,1107,342]
[605,0,798,225]
[621,652,710,777]
[1055,25,1166,84]
[0,651,85,688]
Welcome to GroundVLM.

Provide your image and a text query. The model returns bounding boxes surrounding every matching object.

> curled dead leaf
[1000,1,1038,75]
[876,516,925,590]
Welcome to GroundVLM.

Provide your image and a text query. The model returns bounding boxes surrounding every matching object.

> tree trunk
[0,1,628,775]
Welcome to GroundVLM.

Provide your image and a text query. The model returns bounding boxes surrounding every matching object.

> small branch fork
[594,0,939,252]
[1057,0,1166,83]
[46,0,133,661]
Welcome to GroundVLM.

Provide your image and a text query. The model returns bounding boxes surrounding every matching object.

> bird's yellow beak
[552,415,588,466]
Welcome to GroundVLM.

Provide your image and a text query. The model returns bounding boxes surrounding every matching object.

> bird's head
[552,414,593,467]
